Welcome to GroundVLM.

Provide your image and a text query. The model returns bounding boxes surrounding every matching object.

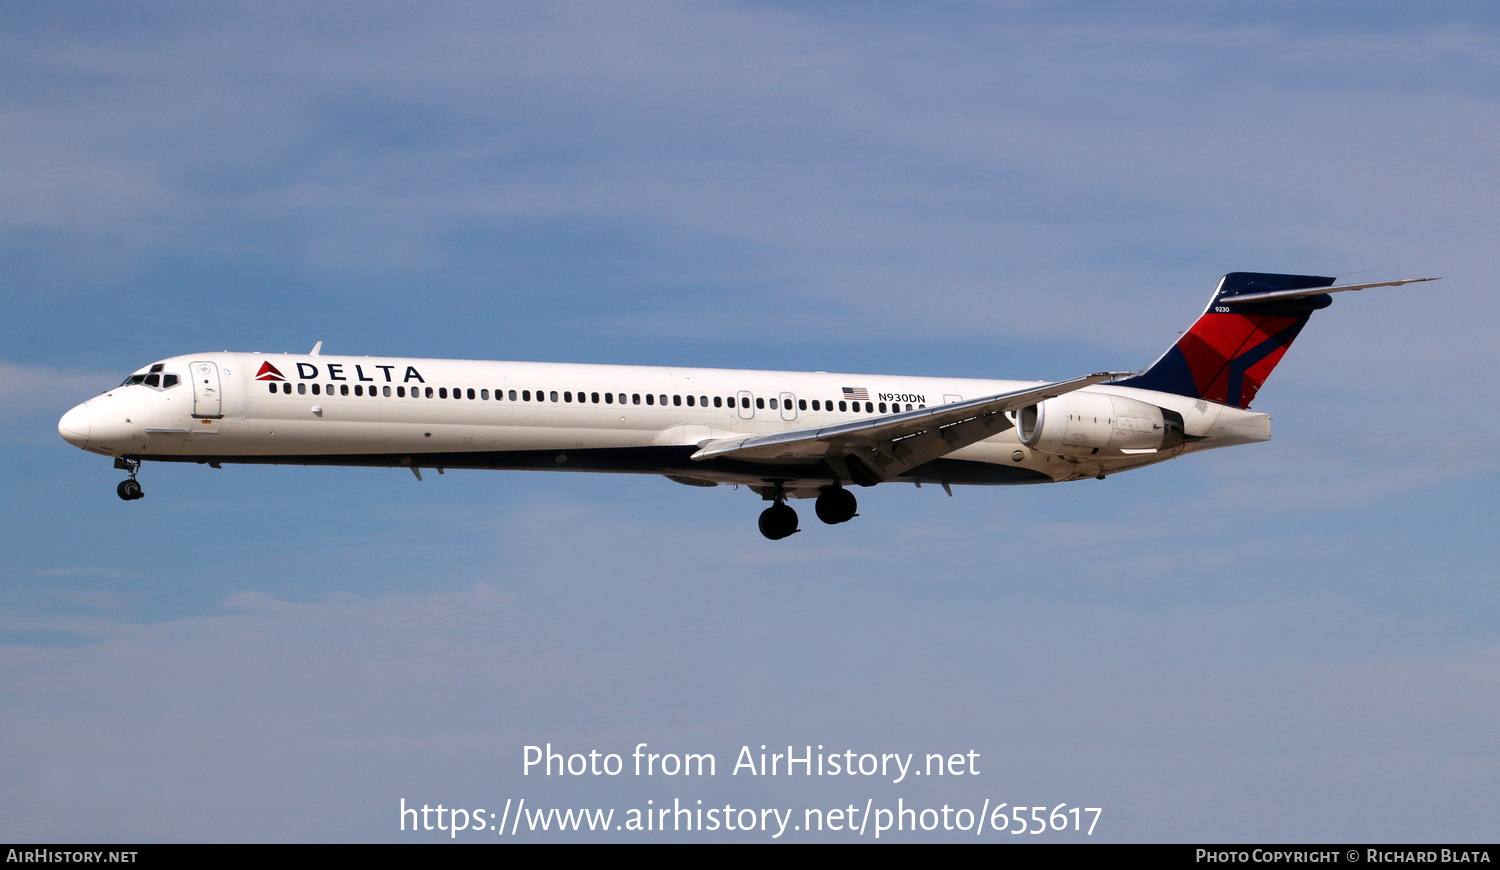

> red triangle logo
[255,361,286,381]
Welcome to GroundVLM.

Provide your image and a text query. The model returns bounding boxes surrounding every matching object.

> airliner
[58,272,1433,539]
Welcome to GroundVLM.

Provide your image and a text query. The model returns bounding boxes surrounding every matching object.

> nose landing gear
[115,458,144,501]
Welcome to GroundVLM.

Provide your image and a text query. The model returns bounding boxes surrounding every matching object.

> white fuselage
[59,351,1271,494]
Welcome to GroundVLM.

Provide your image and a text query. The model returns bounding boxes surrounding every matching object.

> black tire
[815,488,857,524]
[117,479,143,501]
[757,503,798,540]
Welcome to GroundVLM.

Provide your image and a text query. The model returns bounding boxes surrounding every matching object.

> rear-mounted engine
[1016,392,1186,456]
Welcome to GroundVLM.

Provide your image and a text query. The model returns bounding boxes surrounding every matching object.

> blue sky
[3,1,1498,842]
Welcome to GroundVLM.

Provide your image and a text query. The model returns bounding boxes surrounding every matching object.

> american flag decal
[842,386,869,401]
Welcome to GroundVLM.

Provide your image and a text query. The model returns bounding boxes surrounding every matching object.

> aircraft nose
[59,402,91,448]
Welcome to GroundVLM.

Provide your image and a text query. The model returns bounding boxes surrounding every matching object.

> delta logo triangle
[255,361,286,381]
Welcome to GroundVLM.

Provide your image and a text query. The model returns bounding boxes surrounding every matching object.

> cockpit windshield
[120,363,180,390]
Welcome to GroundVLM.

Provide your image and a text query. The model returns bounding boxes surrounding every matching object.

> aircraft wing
[690,371,1124,483]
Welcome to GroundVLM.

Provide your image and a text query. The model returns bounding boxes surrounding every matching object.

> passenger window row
[264,381,921,414]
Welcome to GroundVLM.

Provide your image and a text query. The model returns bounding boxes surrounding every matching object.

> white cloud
[0,361,116,445]
[2,573,1497,841]
[6,4,1496,348]
[5,2,1498,843]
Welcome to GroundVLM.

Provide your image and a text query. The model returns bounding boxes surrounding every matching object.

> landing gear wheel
[117,479,143,501]
[815,487,858,524]
[758,503,799,540]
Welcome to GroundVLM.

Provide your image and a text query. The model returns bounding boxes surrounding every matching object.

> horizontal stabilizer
[1222,276,1440,305]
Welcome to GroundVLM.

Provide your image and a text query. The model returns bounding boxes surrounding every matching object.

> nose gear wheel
[116,457,144,501]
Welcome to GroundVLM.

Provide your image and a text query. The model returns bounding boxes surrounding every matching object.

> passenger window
[283,382,291,394]
[633,394,641,405]
[564,391,572,403]
[713,397,722,408]
[879,402,886,413]
[341,384,350,396]
[591,392,600,403]
[297,383,306,395]
[467,388,475,400]
[425,387,433,398]
[481,389,488,400]
[839,401,847,411]
[686,395,694,407]
[355,385,364,396]
[756,398,765,409]
[549,391,558,402]
[646,394,654,405]
[522,390,531,401]
[267,383,276,394]
[769,398,778,410]
[674,395,682,406]
[799,399,806,410]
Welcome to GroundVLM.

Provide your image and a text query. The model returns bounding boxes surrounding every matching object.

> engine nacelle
[1016,392,1185,456]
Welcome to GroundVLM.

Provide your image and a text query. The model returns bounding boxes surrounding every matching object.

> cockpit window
[120,368,180,391]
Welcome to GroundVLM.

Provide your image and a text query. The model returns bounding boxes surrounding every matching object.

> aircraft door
[779,392,797,422]
[192,360,223,418]
[736,390,754,420]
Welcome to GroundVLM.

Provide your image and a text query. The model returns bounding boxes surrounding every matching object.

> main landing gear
[814,486,858,525]
[757,486,860,540]
[115,458,144,501]
[758,501,799,540]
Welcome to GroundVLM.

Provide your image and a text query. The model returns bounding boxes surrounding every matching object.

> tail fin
[1116,272,1335,409]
